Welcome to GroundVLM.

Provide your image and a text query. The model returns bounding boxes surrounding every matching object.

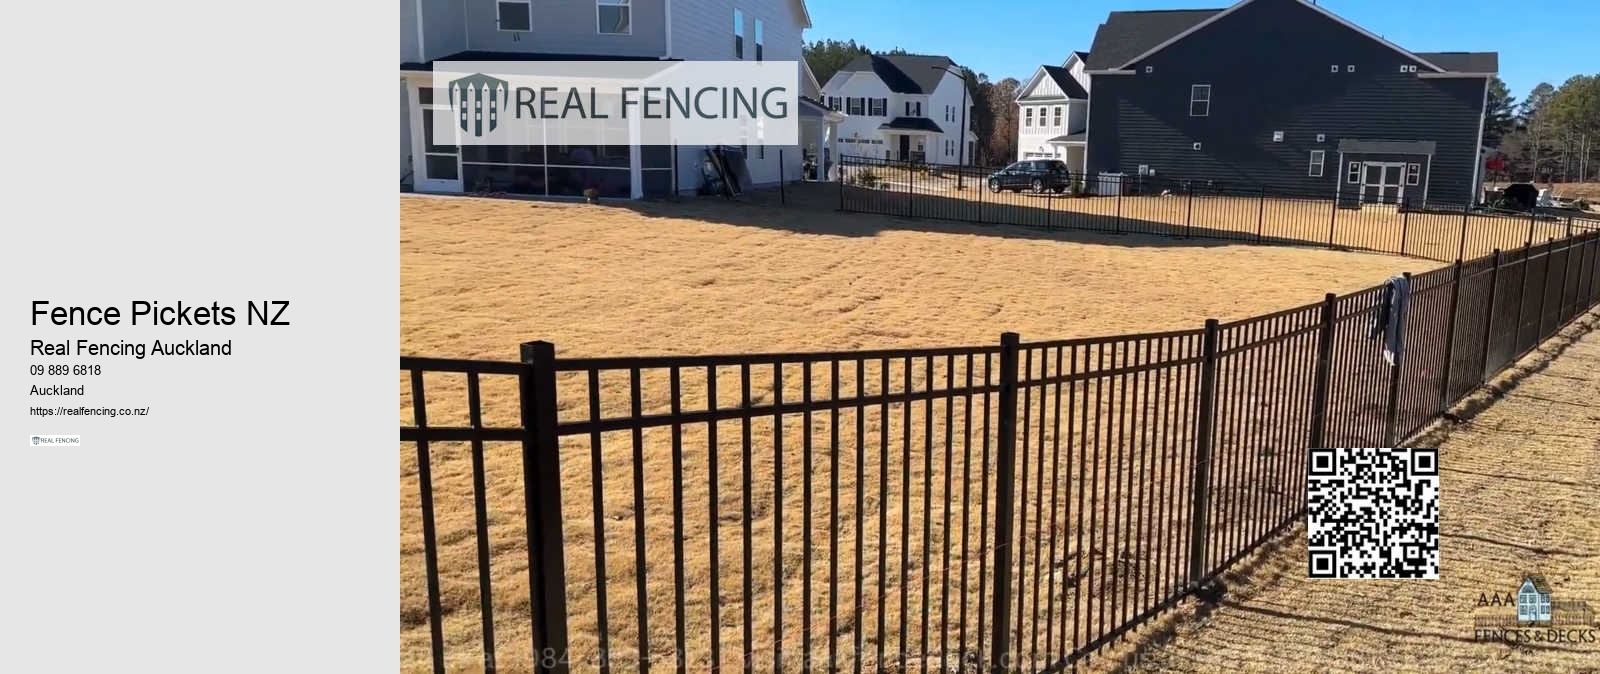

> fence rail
[836,155,1597,264]
[402,229,1600,674]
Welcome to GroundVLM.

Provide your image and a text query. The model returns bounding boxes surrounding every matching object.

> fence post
[1538,238,1555,339]
[1308,294,1337,450]
[1186,319,1220,587]
[1457,204,1469,262]
[1114,177,1124,234]
[1437,260,1463,411]
[1327,195,1338,249]
[838,158,846,212]
[1256,186,1266,243]
[1047,183,1056,230]
[1184,182,1194,237]
[1479,250,1502,381]
[1513,242,1532,353]
[906,160,915,219]
[989,332,1021,674]
[519,341,571,674]
[1381,273,1410,446]
[1567,215,1574,240]
[1399,197,1411,257]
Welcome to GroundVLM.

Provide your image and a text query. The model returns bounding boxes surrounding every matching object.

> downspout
[413,0,426,62]
[1469,76,1489,206]
[664,0,673,58]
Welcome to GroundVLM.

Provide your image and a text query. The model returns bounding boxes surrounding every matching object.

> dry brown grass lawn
[401,193,1445,673]
[1099,313,1600,673]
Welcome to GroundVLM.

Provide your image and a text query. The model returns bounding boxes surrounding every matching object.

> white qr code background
[1307,447,1439,579]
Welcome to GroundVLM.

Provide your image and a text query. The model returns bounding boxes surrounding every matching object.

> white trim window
[733,9,744,59]
[1053,106,1063,127]
[846,97,864,116]
[1347,161,1361,184]
[597,0,630,34]
[1025,108,1033,127]
[497,0,532,31]
[1407,163,1421,186]
[754,19,764,61]
[868,98,886,116]
[1190,84,1211,117]
[1309,150,1326,177]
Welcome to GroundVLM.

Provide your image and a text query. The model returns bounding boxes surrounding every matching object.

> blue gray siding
[1087,0,1487,205]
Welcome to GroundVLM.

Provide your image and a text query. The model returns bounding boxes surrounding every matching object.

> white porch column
[827,122,839,181]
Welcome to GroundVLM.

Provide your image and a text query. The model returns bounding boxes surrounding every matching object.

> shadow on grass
[609,182,1405,256]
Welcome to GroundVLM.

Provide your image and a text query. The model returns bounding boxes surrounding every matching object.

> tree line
[1487,74,1600,185]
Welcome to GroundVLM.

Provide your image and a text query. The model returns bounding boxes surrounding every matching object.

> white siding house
[399,0,814,198]
[821,53,976,165]
[1015,51,1091,171]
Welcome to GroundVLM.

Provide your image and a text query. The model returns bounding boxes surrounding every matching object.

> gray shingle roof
[1416,52,1499,73]
[1083,9,1222,70]
[1082,6,1499,75]
[836,53,955,94]
[1041,65,1090,99]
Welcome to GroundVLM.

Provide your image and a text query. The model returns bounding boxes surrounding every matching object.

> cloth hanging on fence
[1366,274,1410,365]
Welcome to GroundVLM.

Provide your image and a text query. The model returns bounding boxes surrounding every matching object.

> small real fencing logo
[31,436,40,446]
[447,73,509,138]
[1473,574,1598,645]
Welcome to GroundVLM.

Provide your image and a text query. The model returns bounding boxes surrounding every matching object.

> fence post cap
[1000,332,1020,345]
[520,341,555,361]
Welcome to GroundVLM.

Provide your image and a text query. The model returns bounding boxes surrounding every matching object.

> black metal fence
[837,155,1597,264]
[402,230,1600,674]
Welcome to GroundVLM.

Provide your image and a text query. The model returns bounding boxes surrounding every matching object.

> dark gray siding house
[1083,0,1497,207]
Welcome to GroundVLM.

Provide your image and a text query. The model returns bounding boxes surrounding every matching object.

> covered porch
[799,98,845,181]
[878,117,945,163]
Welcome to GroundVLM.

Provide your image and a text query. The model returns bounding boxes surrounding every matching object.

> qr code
[1307,447,1439,579]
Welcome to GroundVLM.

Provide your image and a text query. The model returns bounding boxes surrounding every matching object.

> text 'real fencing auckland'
[428,60,800,147]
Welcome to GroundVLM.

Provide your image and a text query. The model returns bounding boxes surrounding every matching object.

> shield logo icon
[448,73,510,138]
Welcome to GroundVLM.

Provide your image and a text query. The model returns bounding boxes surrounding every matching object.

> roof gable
[1105,0,1447,73]
[1016,64,1088,101]
[835,53,955,95]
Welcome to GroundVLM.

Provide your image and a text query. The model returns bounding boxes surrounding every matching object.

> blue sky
[806,0,1595,102]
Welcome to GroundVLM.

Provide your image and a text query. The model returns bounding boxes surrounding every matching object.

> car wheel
[988,178,1000,193]
[1031,178,1045,193]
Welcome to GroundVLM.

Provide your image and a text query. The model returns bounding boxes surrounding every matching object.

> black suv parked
[987,159,1072,194]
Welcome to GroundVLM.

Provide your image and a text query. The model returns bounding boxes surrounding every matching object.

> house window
[1025,108,1033,127]
[754,20,764,61]
[913,101,921,116]
[1309,150,1326,177]
[1273,130,1284,143]
[497,0,531,31]
[733,9,744,58]
[1190,84,1211,117]
[1347,162,1361,184]
[869,98,885,116]
[827,96,840,111]
[846,97,864,115]
[1053,106,1063,127]
[1407,163,1421,186]
[597,0,630,34]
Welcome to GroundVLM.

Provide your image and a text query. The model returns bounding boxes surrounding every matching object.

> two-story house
[1083,0,1497,206]
[1015,52,1091,171]
[400,0,816,198]
[821,53,976,165]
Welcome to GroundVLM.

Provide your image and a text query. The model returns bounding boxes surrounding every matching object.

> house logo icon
[1518,575,1553,623]
[31,436,41,446]
[448,73,509,138]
